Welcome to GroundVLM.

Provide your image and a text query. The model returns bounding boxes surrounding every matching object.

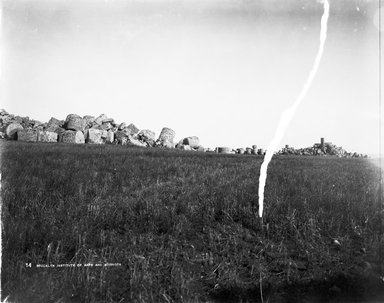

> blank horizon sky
[1,0,382,155]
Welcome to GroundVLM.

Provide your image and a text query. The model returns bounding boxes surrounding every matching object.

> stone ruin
[277,138,367,158]
[0,109,204,151]
[0,109,367,158]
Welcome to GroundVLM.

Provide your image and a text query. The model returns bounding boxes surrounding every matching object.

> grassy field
[1,140,383,302]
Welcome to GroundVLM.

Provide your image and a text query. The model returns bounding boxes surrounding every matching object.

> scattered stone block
[47,117,62,127]
[94,114,109,125]
[5,123,24,140]
[115,131,128,144]
[83,115,95,127]
[183,136,200,149]
[156,127,176,148]
[61,130,85,144]
[65,114,86,132]
[138,129,156,146]
[118,122,127,130]
[126,123,139,135]
[38,131,58,142]
[128,136,147,147]
[87,128,103,144]
[217,147,231,154]
[180,145,192,151]
[17,129,38,142]
[101,122,113,130]
[106,130,114,144]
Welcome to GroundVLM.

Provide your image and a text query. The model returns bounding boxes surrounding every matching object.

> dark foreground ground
[1,141,384,302]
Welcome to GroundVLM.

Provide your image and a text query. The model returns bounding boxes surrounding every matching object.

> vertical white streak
[258,0,330,218]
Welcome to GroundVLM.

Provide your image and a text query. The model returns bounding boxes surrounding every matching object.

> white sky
[1,0,383,155]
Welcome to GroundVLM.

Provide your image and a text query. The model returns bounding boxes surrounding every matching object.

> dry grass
[1,141,383,302]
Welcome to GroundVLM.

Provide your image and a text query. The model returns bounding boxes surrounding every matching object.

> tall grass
[1,141,382,302]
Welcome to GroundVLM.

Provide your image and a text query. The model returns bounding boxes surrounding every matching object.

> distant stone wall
[0,109,367,158]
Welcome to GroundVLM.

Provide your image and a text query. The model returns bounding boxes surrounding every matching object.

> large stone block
[61,130,85,144]
[180,145,192,151]
[138,129,155,141]
[217,147,231,154]
[87,128,104,144]
[106,130,114,144]
[126,123,139,135]
[65,114,86,132]
[17,129,37,142]
[47,117,63,128]
[115,131,130,145]
[237,148,245,154]
[128,136,147,147]
[183,136,200,149]
[83,115,95,127]
[94,114,108,125]
[101,122,113,130]
[156,127,175,148]
[5,123,23,140]
[38,131,58,142]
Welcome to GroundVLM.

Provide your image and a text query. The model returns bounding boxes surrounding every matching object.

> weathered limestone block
[21,117,30,125]
[156,127,175,148]
[47,117,63,128]
[5,123,24,139]
[87,128,103,144]
[14,116,23,124]
[118,122,127,130]
[17,129,37,142]
[183,136,200,149]
[245,148,252,155]
[83,115,95,127]
[100,130,108,138]
[103,117,114,124]
[36,125,44,132]
[115,131,128,144]
[38,131,58,142]
[217,147,231,154]
[237,148,245,154]
[46,124,61,132]
[159,141,175,148]
[30,120,42,127]
[65,114,86,132]
[114,131,126,140]
[128,136,147,147]
[61,130,85,144]
[180,145,192,151]
[106,130,114,144]
[126,123,139,135]
[138,129,156,146]
[94,114,108,125]
[48,126,66,141]
[194,146,205,152]
[101,122,113,130]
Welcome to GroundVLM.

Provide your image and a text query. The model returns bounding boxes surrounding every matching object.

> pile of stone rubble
[0,109,205,151]
[277,141,367,158]
[0,109,367,158]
